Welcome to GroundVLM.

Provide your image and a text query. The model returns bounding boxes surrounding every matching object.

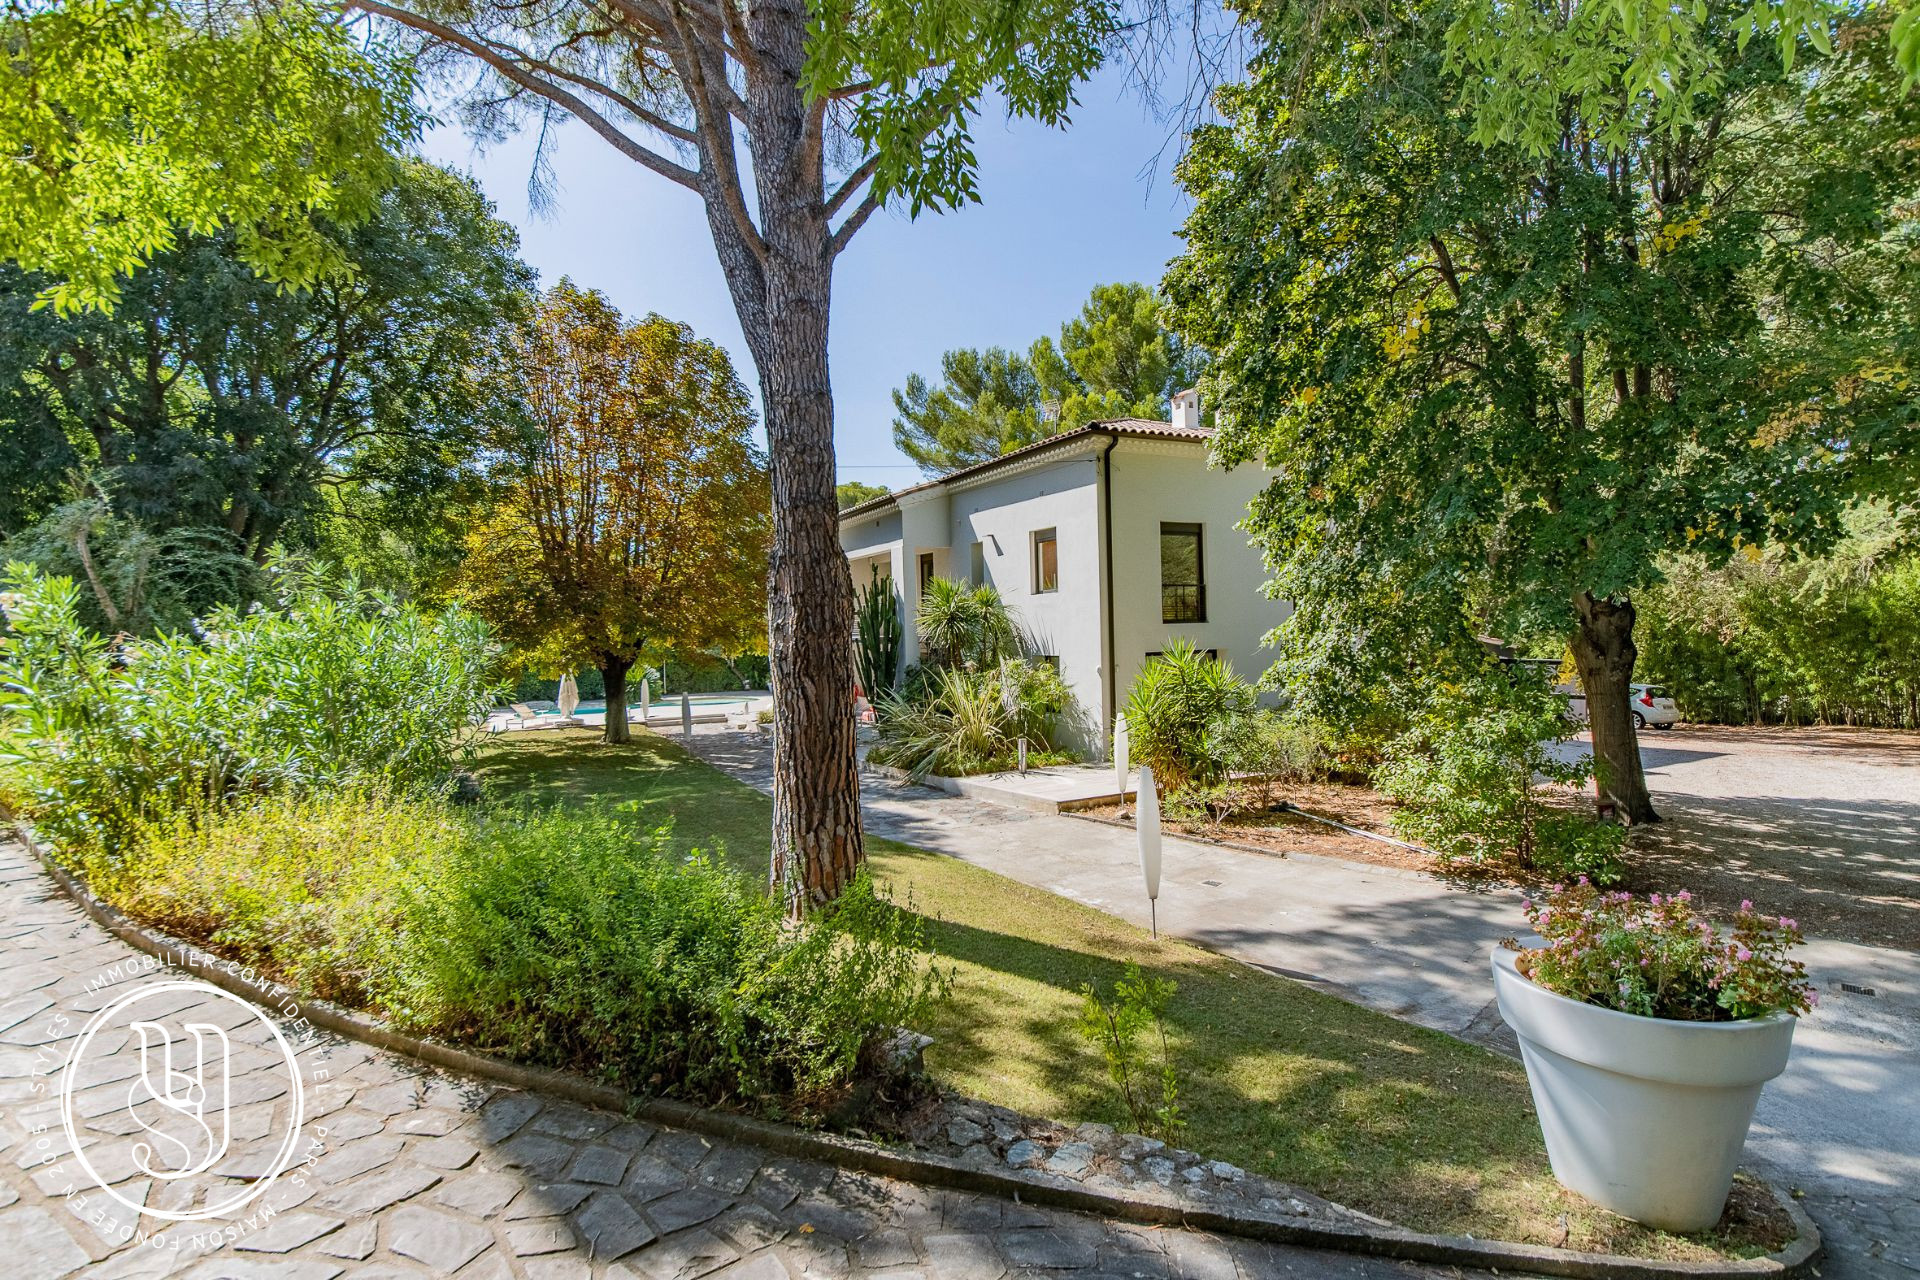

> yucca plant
[870,659,1072,778]
[1122,640,1258,796]
[915,577,1021,671]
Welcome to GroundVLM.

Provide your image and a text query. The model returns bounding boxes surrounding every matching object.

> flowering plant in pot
[1492,881,1815,1233]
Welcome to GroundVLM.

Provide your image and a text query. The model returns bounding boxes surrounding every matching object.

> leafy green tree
[457,284,771,746]
[0,0,415,313]
[1166,0,1919,822]
[0,160,534,560]
[348,0,1114,908]
[836,480,891,510]
[892,281,1202,474]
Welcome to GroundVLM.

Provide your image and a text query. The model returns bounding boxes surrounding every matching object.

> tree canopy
[1165,0,1919,820]
[0,160,534,561]
[836,480,891,510]
[0,0,416,313]
[458,283,771,745]
[892,281,1201,474]
[349,0,1120,906]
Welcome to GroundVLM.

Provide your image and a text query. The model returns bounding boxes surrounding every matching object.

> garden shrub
[870,659,1074,778]
[72,788,947,1106]
[913,578,1022,670]
[0,561,502,852]
[376,803,946,1103]
[1376,668,1626,883]
[1122,640,1258,796]
[1078,963,1185,1141]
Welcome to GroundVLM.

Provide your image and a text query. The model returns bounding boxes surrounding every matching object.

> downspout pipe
[1099,430,1120,756]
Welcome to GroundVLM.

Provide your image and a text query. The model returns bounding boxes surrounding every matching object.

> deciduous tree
[346,0,1112,908]
[0,0,414,313]
[459,283,770,746]
[1166,0,1919,822]
[0,160,534,558]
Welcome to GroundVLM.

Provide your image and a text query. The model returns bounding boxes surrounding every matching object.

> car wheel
[1632,712,1647,730]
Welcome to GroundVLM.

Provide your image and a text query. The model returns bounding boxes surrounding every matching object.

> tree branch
[348,0,702,192]
[667,1,766,264]
[825,153,880,219]
[829,189,882,258]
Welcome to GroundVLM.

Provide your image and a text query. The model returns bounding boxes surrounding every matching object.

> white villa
[839,391,1292,756]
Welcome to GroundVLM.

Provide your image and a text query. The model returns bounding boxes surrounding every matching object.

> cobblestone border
[11,815,1820,1280]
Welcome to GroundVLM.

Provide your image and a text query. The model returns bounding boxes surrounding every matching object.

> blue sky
[419,64,1190,490]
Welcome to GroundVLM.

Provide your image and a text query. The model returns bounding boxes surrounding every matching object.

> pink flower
[1741,899,1753,912]
[1677,890,1692,902]
[1737,947,1753,962]
[1779,917,1797,930]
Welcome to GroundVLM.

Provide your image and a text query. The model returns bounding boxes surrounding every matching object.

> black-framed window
[1160,522,1205,622]
[1032,528,1058,593]
[918,551,935,597]
[969,541,985,585]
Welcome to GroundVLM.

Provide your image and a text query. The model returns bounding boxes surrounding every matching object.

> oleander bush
[0,561,501,853]
[78,788,946,1104]
[1122,640,1259,797]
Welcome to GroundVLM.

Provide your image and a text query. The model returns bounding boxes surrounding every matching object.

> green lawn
[474,728,1783,1260]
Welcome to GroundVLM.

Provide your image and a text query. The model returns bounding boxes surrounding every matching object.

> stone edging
[11,817,1820,1280]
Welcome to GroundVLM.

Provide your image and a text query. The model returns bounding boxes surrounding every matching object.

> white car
[1561,683,1681,730]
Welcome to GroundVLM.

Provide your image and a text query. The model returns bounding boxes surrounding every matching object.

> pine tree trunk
[742,0,864,912]
[1569,592,1660,824]
[600,655,633,746]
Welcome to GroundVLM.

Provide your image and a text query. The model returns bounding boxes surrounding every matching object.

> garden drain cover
[1201,879,1222,887]
[1838,982,1877,996]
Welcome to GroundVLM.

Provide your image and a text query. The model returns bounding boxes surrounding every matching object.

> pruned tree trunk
[600,654,634,746]
[1569,591,1659,824]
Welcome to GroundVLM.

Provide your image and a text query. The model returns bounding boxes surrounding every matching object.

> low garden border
[11,816,1820,1280]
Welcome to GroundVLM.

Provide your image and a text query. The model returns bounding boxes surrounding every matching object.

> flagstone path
[0,839,1445,1280]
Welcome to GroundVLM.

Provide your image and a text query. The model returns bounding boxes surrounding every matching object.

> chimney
[1170,387,1201,432]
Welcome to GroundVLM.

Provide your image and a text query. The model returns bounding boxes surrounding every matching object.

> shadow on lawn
[882,845,1547,1236]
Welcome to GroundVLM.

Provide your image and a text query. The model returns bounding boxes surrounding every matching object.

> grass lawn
[474,728,1785,1261]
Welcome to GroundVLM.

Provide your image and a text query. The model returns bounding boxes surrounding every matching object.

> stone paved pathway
[682,726,1920,1280]
[0,840,1450,1280]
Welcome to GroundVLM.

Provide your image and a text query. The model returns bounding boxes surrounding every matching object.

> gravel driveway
[1565,725,1920,951]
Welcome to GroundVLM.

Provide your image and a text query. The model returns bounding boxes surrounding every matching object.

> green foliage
[1636,509,1920,727]
[1376,670,1625,883]
[854,565,901,697]
[3,494,259,635]
[78,787,947,1104]
[1122,641,1259,797]
[1,160,535,559]
[1166,0,1920,745]
[799,0,1114,217]
[1077,963,1184,1141]
[870,660,1074,778]
[912,577,1022,671]
[1518,883,1815,1022]
[836,481,890,510]
[892,283,1205,474]
[0,0,417,313]
[0,561,502,852]
[383,808,945,1102]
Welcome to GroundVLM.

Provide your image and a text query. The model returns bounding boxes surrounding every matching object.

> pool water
[538,696,749,715]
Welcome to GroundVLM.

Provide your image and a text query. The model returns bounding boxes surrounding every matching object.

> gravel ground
[1566,725,1920,951]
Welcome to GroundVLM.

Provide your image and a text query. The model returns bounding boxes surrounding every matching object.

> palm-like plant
[1123,640,1258,796]
[915,577,1021,670]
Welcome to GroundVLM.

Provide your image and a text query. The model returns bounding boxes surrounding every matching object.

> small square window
[1032,528,1058,594]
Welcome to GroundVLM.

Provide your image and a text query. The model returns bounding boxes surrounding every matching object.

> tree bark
[742,0,864,913]
[600,654,634,746]
[1569,592,1660,824]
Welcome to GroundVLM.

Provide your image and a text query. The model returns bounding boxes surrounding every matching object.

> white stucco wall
[837,433,1293,759]
[1107,441,1292,714]
[945,453,1104,750]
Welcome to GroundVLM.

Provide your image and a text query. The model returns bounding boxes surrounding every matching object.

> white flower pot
[1490,947,1797,1233]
